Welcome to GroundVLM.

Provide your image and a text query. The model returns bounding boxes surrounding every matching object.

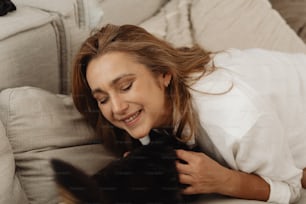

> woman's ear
[163,73,172,88]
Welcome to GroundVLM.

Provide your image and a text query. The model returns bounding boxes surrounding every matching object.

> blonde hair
[72,24,213,156]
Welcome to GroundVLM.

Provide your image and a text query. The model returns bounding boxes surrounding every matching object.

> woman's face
[86,52,172,139]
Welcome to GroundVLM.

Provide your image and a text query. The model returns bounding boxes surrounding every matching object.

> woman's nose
[111,95,128,114]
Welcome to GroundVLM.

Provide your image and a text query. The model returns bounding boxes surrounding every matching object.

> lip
[120,110,142,127]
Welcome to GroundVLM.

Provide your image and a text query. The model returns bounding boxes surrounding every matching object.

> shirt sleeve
[192,74,303,203]
[235,111,302,203]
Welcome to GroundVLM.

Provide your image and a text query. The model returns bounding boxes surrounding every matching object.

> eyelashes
[121,82,133,92]
[98,97,108,105]
[97,81,134,105]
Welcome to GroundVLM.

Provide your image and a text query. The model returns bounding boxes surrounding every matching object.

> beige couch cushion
[191,0,306,53]
[0,120,28,204]
[8,1,102,93]
[0,87,115,204]
[13,0,104,29]
[0,6,60,93]
[141,0,306,53]
[100,0,167,25]
[269,0,306,44]
[141,0,193,47]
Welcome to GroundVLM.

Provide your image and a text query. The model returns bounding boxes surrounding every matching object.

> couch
[1,0,306,203]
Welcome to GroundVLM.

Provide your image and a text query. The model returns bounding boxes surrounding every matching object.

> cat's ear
[50,159,101,203]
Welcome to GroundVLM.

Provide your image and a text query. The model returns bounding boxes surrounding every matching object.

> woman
[72,24,306,203]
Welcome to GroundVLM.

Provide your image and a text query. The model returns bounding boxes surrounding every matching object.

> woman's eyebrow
[91,73,135,95]
[91,88,106,96]
[111,73,135,85]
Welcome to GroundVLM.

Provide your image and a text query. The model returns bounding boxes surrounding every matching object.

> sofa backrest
[0,7,61,93]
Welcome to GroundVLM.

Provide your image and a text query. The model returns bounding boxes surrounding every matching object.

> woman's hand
[176,149,270,201]
[175,149,231,195]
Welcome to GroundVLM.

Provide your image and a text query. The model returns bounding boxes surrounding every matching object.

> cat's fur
[51,131,199,204]
[0,0,16,16]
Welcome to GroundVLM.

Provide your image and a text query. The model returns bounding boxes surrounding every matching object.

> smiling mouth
[123,110,141,125]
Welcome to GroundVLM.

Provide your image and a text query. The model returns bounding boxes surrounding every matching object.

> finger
[178,173,193,185]
[181,185,197,195]
[176,149,195,162]
[176,161,192,174]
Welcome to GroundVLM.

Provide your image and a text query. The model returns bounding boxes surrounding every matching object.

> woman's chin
[127,129,150,140]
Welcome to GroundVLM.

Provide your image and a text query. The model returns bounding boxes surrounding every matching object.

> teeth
[124,111,140,123]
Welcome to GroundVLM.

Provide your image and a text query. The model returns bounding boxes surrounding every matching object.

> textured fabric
[191,0,306,53]
[0,6,52,40]
[0,120,28,204]
[13,0,104,29]
[77,0,104,29]
[140,0,193,47]
[0,6,60,93]
[13,0,78,18]
[10,1,100,93]
[100,0,167,26]
[140,0,306,53]
[191,48,306,203]
[270,0,306,44]
[0,87,115,204]
[0,0,16,16]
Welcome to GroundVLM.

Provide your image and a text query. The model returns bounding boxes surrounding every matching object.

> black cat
[51,131,199,204]
[0,0,16,16]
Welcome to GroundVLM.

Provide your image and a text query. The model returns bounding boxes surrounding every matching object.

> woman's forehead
[86,52,152,89]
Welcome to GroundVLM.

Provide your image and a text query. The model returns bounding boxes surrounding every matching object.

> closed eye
[120,81,133,92]
[96,96,109,105]
[99,98,108,104]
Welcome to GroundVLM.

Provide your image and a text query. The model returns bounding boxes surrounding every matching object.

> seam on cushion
[5,88,17,139]
[50,14,68,94]
[5,87,31,138]
[3,89,23,195]
[5,87,33,202]
[73,1,80,27]
[76,0,85,28]
[0,89,13,132]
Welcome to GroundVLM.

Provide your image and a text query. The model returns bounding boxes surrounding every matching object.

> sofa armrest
[0,121,28,204]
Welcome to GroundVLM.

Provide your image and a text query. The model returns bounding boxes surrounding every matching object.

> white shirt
[190,48,306,203]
